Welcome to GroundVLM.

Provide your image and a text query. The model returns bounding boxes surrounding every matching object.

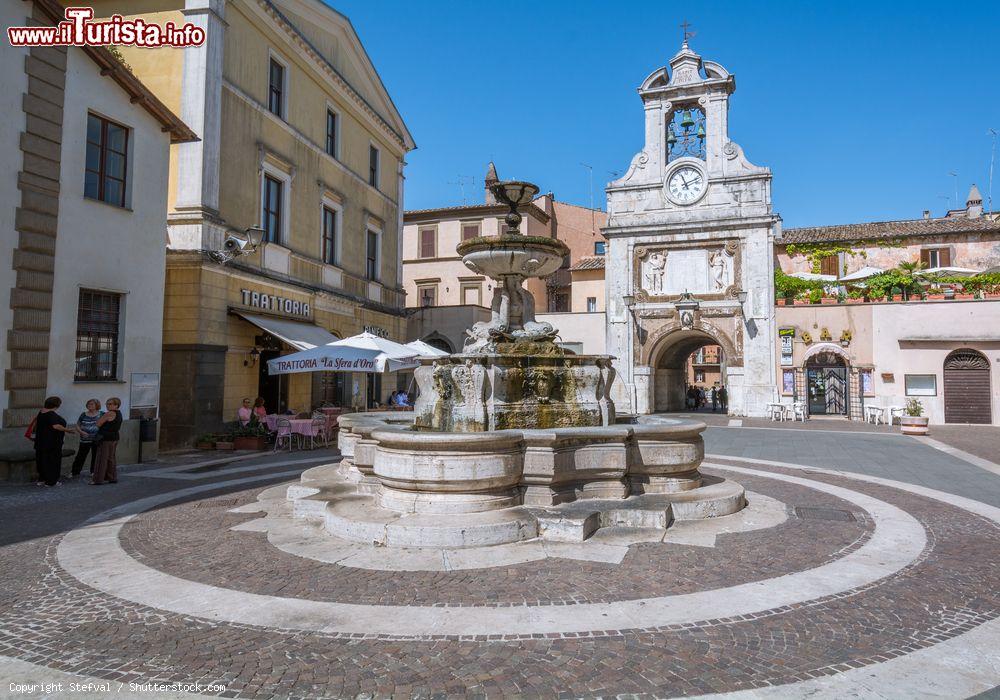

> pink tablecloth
[265,414,337,435]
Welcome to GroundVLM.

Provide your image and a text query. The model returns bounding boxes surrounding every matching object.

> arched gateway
[604,40,778,416]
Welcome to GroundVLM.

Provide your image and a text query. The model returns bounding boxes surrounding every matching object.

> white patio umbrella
[404,339,450,357]
[918,266,980,278]
[267,332,419,376]
[839,266,884,283]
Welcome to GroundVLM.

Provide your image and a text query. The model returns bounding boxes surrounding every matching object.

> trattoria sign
[241,289,310,317]
[269,356,375,373]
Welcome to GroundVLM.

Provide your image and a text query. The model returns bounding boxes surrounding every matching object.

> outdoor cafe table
[264,414,336,435]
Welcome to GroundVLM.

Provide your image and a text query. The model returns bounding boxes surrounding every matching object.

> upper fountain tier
[456,180,570,354]
[414,178,616,432]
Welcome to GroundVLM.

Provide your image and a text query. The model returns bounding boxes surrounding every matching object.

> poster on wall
[129,373,160,420]
[778,328,795,366]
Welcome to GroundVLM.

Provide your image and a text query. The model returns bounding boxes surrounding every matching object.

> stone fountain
[279,179,747,548]
[414,179,615,432]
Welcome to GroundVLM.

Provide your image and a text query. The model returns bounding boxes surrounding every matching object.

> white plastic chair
[790,401,807,422]
[274,418,296,452]
[768,404,786,421]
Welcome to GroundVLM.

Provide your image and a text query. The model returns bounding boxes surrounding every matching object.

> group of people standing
[30,396,122,487]
[685,384,728,412]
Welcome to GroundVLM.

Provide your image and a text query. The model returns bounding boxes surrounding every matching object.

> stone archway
[646,323,740,412]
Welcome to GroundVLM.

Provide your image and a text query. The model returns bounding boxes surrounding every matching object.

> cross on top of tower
[680,20,695,46]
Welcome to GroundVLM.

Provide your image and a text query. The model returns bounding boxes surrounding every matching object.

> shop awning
[233,311,338,351]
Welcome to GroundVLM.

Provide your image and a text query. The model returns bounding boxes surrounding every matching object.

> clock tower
[604,40,778,416]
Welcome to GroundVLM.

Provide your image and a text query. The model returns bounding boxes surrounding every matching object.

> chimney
[484,161,499,204]
[966,184,983,218]
[922,210,930,220]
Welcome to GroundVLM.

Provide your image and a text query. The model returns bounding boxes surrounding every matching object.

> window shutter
[920,249,931,267]
[420,229,435,258]
[940,248,951,267]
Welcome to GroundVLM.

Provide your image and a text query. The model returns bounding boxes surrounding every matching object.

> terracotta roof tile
[781,214,1000,244]
[570,255,606,271]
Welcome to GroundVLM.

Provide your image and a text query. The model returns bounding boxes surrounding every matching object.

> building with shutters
[401,162,606,355]
[92,0,415,447]
[0,0,196,466]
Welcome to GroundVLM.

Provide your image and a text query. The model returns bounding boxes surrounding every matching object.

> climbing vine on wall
[785,239,904,274]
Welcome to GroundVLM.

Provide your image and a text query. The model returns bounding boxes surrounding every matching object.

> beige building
[402,163,607,354]
[98,0,415,446]
[0,0,195,469]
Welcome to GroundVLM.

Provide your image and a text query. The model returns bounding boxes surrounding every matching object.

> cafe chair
[274,418,296,452]
[309,417,329,449]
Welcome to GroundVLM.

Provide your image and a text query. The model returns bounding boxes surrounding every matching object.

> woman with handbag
[91,397,122,485]
[34,396,75,487]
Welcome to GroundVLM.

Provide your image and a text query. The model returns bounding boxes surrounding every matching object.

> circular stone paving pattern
[1,459,998,698]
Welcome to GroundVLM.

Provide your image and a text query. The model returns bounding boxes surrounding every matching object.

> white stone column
[634,365,653,414]
[172,0,225,248]
[605,237,635,413]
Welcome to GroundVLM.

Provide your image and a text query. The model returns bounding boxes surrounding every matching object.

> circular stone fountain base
[286,413,747,548]
[288,465,745,548]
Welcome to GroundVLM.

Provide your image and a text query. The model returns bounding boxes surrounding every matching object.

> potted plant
[899,398,929,436]
[215,435,235,451]
[233,419,269,451]
[846,289,865,304]
[195,434,216,450]
[808,288,823,305]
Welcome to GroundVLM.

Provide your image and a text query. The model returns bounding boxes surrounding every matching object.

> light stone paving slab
[55,465,926,638]
[134,456,336,481]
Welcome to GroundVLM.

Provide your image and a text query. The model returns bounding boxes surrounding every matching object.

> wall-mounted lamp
[244,347,260,367]
[737,290,749,304]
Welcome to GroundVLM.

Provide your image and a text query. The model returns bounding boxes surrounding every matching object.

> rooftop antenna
[580,162,595,231]
[948,171,959,209]
[937,194,951,212]
[988,128,997,213]
[446,174,475,205]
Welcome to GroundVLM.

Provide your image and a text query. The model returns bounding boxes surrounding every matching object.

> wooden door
[944,350,991,424]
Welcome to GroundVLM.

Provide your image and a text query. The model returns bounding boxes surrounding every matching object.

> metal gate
[807,367,848,415]
[944,349,991,424]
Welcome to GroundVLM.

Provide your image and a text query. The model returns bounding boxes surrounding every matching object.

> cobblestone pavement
[0,433,998,698]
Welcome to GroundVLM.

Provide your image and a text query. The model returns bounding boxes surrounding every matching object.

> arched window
[667,106,706,162]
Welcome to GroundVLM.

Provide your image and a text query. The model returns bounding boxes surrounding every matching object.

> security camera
[223,233,251,253]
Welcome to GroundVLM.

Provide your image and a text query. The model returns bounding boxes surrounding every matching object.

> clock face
[667,166,706,205]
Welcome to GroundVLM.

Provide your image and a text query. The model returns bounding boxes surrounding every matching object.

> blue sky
[330,0,1000,227]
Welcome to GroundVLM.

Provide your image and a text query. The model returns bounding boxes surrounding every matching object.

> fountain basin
[457,234,568,278]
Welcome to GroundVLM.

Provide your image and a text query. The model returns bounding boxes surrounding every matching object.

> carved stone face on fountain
[455,179,570,354]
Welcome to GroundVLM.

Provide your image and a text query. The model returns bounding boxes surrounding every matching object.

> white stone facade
[604,42,778,416]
